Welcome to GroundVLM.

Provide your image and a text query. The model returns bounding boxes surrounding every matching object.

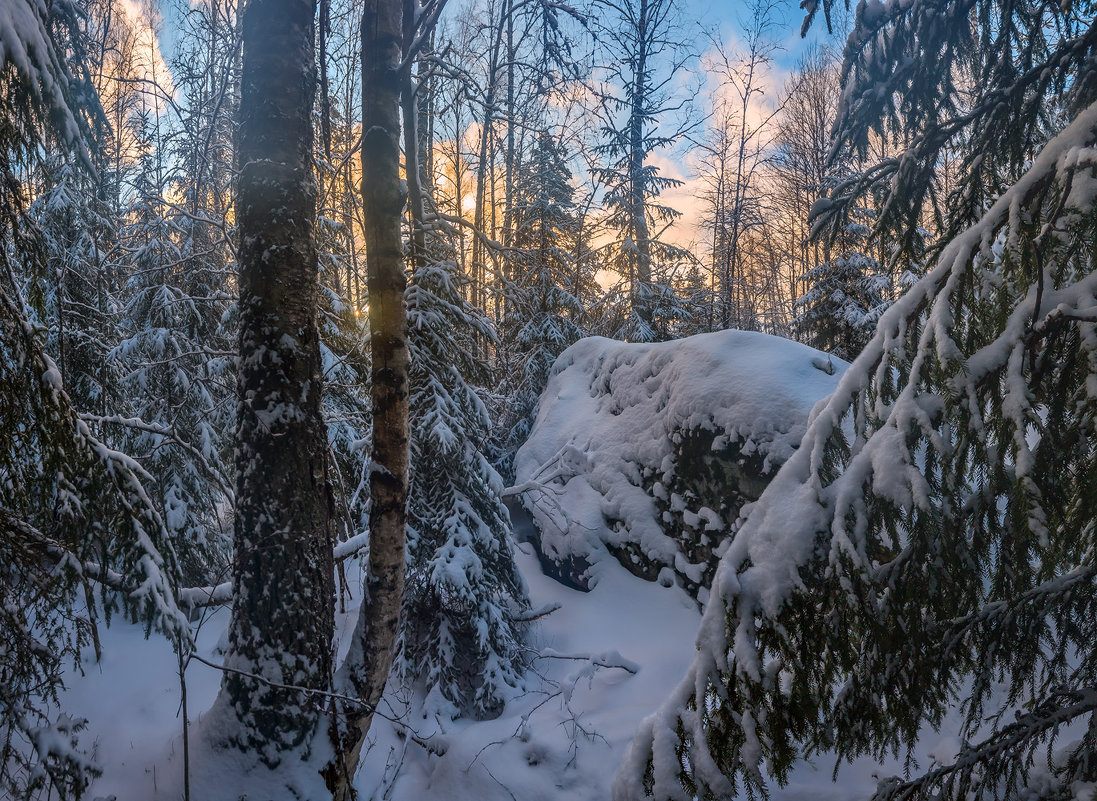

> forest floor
[61,505,1007,801]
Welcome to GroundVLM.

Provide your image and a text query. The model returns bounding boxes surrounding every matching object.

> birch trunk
[326,0,408,794]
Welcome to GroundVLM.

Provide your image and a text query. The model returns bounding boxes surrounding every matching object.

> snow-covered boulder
[514,330,847,598]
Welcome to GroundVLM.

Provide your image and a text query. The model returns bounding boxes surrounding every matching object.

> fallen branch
[187,650,446,755]
[535,648,640,675]
[512,602,562,623]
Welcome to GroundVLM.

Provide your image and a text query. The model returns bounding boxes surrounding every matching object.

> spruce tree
[1,1,188,794]
[25,158,121,417]
[496,131,585,481]
[794,204,890,360]
[316,212,372,544]
[402,249,530,719]
[110,111,234,583]
[614,0,1097,798]
[592,0,695,340]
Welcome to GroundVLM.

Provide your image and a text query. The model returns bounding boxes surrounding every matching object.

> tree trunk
[221,0,334,763]
[402,0,426,273]
[326,0,408,794]
[629,0,652,334]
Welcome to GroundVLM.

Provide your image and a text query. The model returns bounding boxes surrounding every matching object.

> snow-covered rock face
[514,330,847,597]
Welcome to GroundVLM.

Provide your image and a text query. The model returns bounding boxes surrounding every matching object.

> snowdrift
[57,330,977,801]
[514,330,846,598]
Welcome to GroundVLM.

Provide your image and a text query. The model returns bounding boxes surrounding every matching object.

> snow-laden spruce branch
[614,99,1097,801]
[2,279,190,641]
[80,412,235,503]
[873,688,1097,801]
[1,272,193,796]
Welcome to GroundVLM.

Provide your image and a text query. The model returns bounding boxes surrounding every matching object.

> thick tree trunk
[221,0,334,763]
[327,0,408,795]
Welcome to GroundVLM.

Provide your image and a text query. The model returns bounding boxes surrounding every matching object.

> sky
[650,0,845,251]
[142,0,849,255]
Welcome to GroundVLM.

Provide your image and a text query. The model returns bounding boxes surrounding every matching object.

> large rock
[513,330,846,601]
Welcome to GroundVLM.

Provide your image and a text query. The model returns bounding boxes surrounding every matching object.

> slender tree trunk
[402,1,426,273]
[453,99,467,275]
[327,0,407,794]
[629,0,652,334]
[471,0,508,332]
[417,30,435,195]
[472,90,494,318]
[221,0,334,763]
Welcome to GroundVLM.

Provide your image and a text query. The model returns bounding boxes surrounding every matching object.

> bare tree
[767,45,840,333]
[695,0,782,331]
[592,0,697,340]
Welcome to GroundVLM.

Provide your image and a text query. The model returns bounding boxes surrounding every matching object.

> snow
[613,98,1097,801]
[46,309,1084,800]
[513,330,848,585]
[0,0,83,147]
[58,519,1040,801]
[60,528,703,801]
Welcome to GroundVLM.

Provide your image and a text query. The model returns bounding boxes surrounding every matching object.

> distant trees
[768,45,840,333]
[793,203,889,360]
[695,1,782,333]
[592,0,695,341]
[496,131,585,479]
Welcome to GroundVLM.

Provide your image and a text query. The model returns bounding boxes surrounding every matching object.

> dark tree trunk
[221,0,334,763]
[629,0,653,333]
[402,0,426,273]
[327,0,408,794]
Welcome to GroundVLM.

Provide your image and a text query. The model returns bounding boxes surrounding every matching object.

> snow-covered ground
[56,331,989,801]
[62,513,978,801]
[62,536,703,801]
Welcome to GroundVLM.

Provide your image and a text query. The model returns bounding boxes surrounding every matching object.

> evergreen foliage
[1,2,187,795]
[403,253,530,720]
[1,270,188,799]
[316,213,372,544]
[614,0,1097,797]
[497,131,585,480]
[794,205,890,360]
[109,114,234,583]
[591,0,694,340]
[24,158,121,415]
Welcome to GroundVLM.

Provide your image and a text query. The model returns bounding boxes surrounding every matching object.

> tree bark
[221,0,334,763]
[628,0,653,333]
[402,0,426,273]
[326,0,408,794]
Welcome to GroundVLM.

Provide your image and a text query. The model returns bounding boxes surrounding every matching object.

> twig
[186,651,445,754]
[512,602,562,622]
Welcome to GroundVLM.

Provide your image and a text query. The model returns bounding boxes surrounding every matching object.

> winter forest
[4,0,1097,796]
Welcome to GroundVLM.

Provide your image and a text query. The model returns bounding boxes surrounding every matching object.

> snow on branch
[613,99,1097,801]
